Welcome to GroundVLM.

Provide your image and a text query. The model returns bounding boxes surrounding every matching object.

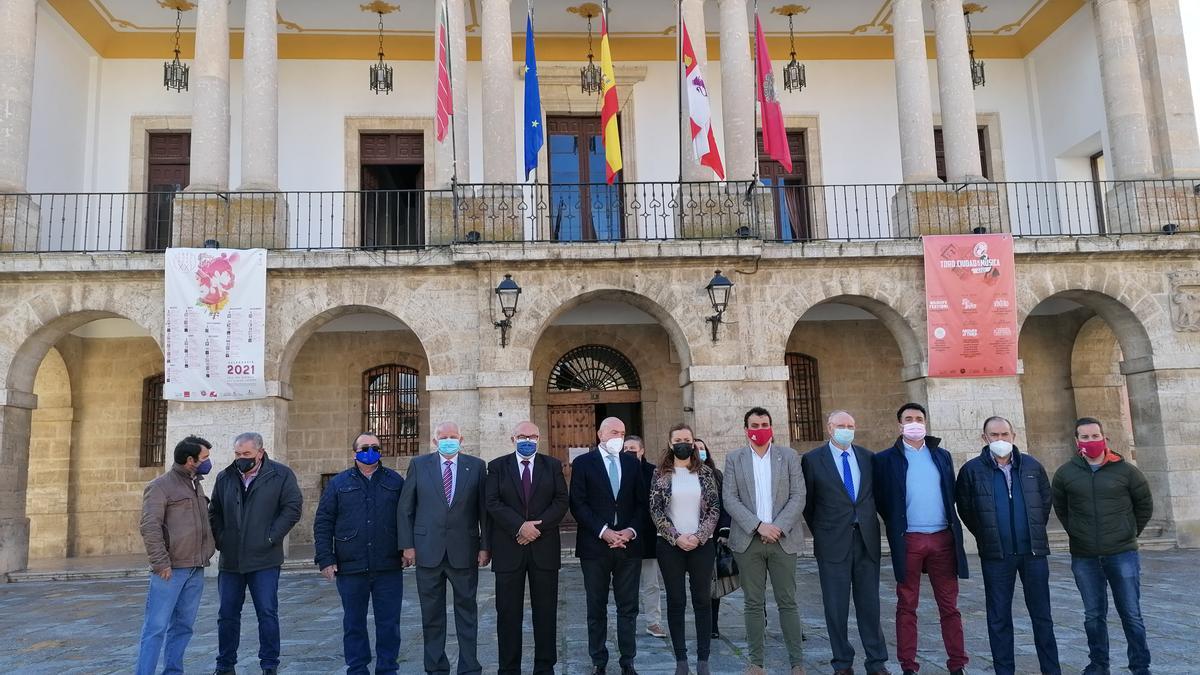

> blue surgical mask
[832,428,855,447]
[355,446,381,465]
[196,458,212,475]
[698,449,708,462]
[515,440,537,457]
[437,438,461,456]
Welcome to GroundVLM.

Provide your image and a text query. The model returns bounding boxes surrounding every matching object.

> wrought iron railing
[0,179,1196,253]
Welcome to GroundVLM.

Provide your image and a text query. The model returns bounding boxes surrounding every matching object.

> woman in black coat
[696,438,731,639]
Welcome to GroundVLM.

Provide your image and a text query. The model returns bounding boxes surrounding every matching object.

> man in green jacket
[1051,417,1153,675]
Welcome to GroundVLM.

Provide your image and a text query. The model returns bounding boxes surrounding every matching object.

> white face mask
[989,440,1014,458]
[602,437,625,455]
[901,422,926,441]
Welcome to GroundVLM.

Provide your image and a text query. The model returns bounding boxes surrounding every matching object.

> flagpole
[677,0,684,184]
[750,0,760,189]
[529,0,537,187]
[445,0,459,187]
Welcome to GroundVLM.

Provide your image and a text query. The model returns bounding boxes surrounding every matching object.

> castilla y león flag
[754,13,791,173]
[682,20,725,180]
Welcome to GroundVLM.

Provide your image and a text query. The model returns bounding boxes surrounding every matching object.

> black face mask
[234,457,257,474]
[671,443,695,460]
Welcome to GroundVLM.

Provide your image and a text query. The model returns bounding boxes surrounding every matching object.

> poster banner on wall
[164,248,267,401]
[923,234,1018,378]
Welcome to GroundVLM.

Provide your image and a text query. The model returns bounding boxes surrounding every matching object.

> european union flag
[523,13,543,180]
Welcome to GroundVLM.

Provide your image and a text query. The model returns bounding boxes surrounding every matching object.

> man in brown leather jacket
[136,435,216,675]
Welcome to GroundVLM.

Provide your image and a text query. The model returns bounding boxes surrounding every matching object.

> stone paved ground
[1,550,1196,674]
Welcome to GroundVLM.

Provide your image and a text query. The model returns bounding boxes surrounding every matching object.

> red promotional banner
[923,234,1018,378]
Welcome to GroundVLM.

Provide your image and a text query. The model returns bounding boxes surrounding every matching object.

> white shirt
[597,448,637,540]
[513,451,535,480]
[751,444,774,524]
[829,442,861,498]
[670,467,703,536]
[438,453,459,502]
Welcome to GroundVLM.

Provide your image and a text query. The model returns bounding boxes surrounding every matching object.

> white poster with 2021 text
[164,248,267,401]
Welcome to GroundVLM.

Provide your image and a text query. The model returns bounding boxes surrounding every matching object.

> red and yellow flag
[599,12,622,184]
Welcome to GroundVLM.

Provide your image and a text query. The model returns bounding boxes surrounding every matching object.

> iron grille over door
[549,345,641,391]
[785,352,822,444]
[140,373,167,467]
[362,364,420,457]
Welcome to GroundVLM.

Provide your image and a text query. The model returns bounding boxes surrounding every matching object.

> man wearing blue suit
[570,416,645,675]
[398,421,491,675]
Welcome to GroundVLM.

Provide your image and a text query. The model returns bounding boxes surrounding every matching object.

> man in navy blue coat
[873,403,969,675]
[314,432,405,675]
[570,416,645,675]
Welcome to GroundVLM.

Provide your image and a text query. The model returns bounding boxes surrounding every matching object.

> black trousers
[495,558,558,675]
[580,548,642,669]
[656,538,716,661]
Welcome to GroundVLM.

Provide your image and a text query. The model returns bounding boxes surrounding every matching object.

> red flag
[434,0,453,143]
[754,14,791,173]
[682,21,725,180]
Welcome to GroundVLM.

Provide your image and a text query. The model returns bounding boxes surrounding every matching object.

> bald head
[597,417,626,444]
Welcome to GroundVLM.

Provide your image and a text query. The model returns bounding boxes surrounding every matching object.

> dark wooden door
[360,133,425,248]
[758,130,812,241]
[546,116,623,241]
[146,132,191,250]
[934,127,990,182]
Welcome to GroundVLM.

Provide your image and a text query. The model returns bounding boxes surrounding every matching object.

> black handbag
[715,540,738,578]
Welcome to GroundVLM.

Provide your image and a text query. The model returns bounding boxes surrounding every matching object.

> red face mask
[746,428,773,447]
[1078,439,1107,459]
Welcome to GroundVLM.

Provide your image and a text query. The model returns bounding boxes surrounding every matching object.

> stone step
[5,557,313,584]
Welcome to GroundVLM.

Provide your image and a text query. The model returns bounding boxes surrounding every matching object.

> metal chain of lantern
[163,9,189,92]
[370,11,394,94]
[965,9,985,88]
[580,12,602,95]
[783,11,806,93]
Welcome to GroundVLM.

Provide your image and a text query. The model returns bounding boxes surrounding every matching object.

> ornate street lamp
[965,9,986,89]
[163,9,189,92]
[705,270,734,342]
[370,11,394,94]
[782,11,807,93]
[580,12,602,95]
[494,274,522,347]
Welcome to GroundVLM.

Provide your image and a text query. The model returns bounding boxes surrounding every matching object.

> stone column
[717,0,755,183]
[239,0,279,191]
[932,0,985,183]
[0,391,36,574]
[0,0,36,193]
[1139,0,1200,178]
[684,365,789,459]
[435,0,472,187]
[481,0,516,183]
[189,0,231,191]
[476,370,532,460]
[679,0,709,182]
[1093,0,1155,180]
[891,0,939,184]
[425,373,481,454]
[164,384,291,471]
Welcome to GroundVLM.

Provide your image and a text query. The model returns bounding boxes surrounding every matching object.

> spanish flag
[599,9,622,184]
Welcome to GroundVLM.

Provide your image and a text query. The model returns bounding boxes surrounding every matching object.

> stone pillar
[679,0,709,182]
[717,0,755,183]
[481,0,516,183]
[189,0,231,191]
[425,373,481,455]
[932,0,985,183]
[239,0,279,191]
[164,384,291,472]
[1093,0,1155,180]
[0,390,37,574]
[435,0,472,187]
[911,373,1029,469]
[476,371,533,460]
[684,365,789,460]
[891,0,940,184]
[0,0,36,193]
[1139,0,1200,178]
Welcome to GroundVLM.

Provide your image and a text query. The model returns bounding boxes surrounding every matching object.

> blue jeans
[980,554,1060,675]
[336,570,405,675]
[1071,550,1151,675]
[136,567,205,675]
[217,567,282,670]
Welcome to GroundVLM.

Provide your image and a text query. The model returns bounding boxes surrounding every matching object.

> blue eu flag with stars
[523,13,543,180]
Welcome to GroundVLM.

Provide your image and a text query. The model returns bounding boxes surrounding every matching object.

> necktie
[841,451,856,502]
[521,460,532,504]
[606,454,620,498]
[443,460,454,504]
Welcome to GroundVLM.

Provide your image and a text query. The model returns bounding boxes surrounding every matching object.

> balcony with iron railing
[1,179,1198,254]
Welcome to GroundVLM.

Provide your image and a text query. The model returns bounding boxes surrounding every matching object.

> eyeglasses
[515,435,540,442]
[357,445,381,452]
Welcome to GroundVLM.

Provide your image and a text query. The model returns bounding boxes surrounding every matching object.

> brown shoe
[645,623,667,638]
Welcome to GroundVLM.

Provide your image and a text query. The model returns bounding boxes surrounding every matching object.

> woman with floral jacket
[650,423,722,675]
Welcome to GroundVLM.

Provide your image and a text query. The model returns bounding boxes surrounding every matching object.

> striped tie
[443,460,454,504]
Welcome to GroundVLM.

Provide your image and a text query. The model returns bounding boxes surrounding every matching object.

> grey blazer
[723,444,805,555]
[801,443,882,563]
[397,452,490,569]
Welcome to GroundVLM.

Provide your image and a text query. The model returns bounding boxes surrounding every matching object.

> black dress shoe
[621,668,639,675]
[214,670,234,675]
[591,668,606,675]
[263,670,277,675]
[902,671,918,675]
[949,670,967,675]
[710,629,720,638]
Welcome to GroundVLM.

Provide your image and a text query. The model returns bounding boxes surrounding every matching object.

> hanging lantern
[782,12,806,93]
[370,12,394,94]
[163,9,189,92]
[580,13,603,95]
[965,9,986,89]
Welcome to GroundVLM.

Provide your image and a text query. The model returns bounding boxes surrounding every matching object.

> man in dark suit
[398,421,491,675]
[484,420,569,675]
[802,410,890,675]
[570,416,645,675]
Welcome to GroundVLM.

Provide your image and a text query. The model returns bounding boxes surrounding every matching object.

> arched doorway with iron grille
[545,344,643,479]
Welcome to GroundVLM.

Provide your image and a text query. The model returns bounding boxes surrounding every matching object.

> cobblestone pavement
[1,550,1195,674]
